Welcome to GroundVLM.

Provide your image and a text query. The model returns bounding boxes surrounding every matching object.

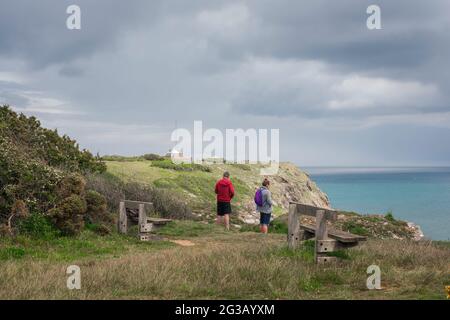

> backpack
[254,188,264,206]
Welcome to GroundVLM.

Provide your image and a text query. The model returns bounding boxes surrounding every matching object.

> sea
[303,167,450,241]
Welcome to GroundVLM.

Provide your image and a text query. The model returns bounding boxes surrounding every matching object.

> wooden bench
[288,202,366,264]
[118,200,172,241]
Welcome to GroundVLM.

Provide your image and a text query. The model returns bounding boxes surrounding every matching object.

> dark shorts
[217,201,232,216]
[260,212,271,225]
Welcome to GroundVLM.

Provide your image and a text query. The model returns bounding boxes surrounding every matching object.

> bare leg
[216,215,223,225]
[261,224,268,234]
[224,214,230,230]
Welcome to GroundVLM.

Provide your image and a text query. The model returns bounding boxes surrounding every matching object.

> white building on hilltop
[165,148,183,158]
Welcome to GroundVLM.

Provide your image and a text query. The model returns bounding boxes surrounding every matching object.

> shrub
[0,224,10,237]
[142,153,164,161]
[85,223,111,236]
[385,211,396,222]
[7,200,30,234]
[151,159,211,172]
[18,214,59,239]
[58,174,86,198]
[48,195,87,236]
[85,190,113,225]
[0,105,106,222]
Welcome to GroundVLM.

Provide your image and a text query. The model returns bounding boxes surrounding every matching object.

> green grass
[154,220,225,237]
[342,221,370,236]
[272,240,315,263]
[0,231,174,262]
[239,215,288,234]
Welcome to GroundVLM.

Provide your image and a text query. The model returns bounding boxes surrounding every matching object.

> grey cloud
[0,0,449,165]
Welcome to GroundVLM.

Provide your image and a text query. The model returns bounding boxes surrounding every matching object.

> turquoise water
[304,167,450,240]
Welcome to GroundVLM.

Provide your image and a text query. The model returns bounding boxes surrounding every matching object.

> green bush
[142,153,164,161]
[342,221,370,236]
[151,159,211,172]
[85,223,111,236]
[85,190,113,225]
[385,211,396,222]
[18,214,59,239]
[48,195,87,236]
[0,105,106,223]
[58,174,86,198]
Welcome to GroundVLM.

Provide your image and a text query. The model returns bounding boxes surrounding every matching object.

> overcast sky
[1,0,449,166]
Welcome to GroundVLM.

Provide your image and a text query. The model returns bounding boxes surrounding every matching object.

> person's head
[223,171,230,179]
[262,178,270,187]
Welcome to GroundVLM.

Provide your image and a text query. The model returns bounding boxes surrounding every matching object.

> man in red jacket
[215,171,235,230]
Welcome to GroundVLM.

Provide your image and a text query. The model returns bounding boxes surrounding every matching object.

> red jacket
[215,178,235,202]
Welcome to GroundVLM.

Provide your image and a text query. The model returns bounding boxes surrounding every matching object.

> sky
[0,0,449,166]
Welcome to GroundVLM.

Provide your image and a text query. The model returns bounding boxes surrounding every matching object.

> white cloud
[196,3,251,37]
[0,71,26,84]
[11,91,83,115]
[328,76,440,111]
[231,57,443,118]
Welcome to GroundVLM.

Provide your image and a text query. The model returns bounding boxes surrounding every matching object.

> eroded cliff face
[233,162,330,224]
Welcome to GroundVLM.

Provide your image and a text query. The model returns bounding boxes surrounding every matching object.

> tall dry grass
[0,232,448,300]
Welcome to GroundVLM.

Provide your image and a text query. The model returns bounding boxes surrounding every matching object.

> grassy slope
[0,220,448,299]
[106,160,260,217]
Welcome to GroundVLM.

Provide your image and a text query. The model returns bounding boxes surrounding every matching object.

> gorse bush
[0,105,106,225]
[85,190,114,226]
[48,194,87,236]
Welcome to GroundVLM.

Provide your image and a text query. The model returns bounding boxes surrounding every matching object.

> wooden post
[288,203,301,249]
[315,209,336,264]
[138,203,146,233]
[119,201,127,234]
[315,209,326,263]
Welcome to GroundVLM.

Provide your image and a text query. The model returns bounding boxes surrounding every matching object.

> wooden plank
[146,217,173,225]
[118,201,127,234]
[290,202,337,221]
[300,223,367,243]
[123,200,153,211]
[288,203,302,249]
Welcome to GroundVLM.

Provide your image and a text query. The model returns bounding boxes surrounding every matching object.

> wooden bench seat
[301,223,367,243]
[288,202,367,263]
[118,200,172,241]
[146,217,173,225]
